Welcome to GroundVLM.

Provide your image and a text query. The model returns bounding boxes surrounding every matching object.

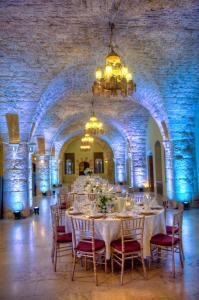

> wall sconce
[11,143,19,153]
[29,143,36,153]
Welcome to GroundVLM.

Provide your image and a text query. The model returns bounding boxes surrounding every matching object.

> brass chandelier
[80,145,91,151]
[84,98,104,135]
[81,134,94,146]
[92,23,136,97]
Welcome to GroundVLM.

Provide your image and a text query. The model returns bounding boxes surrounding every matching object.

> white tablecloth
[65,209,165,259]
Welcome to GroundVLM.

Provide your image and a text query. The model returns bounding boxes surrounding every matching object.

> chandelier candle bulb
[96,69,102,80]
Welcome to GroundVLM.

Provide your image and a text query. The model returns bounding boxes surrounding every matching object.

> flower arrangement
[84,168,93,176]
[98,194,115,213]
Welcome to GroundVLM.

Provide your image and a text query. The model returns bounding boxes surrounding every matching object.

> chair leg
[172,246,175,278]
[85,256,87,270]
[54,246,57,272]
[93,252,98,286]
[131,258,134,270]
[105,255,107,273]
[51,241,55,263]
[141,255,147,279]
[71,251,77,281]
[120,254,124,285]
[111,256,114,273]
[179,243,184,268]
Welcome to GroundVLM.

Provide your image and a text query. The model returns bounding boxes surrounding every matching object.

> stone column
[162,141,174,200]
[127,152,134,187]
[114,158,126,184]
[173,139,197,202]
[131,146,147,189]
[51,157,59,186]
[3,143,30,218]
[36,155,51,195]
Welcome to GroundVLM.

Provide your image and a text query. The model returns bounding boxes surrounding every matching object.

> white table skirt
[65,210,166,259]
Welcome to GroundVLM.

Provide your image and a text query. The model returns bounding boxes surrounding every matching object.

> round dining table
[65,207,166,259]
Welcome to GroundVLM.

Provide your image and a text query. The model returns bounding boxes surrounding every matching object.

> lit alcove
[59,135,115,185]
[146,117,166,196]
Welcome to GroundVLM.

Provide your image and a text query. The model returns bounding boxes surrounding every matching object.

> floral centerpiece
[84,168,93,176]
[97,194,115,213]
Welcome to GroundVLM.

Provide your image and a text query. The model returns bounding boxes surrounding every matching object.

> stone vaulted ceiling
[0,0,199,148]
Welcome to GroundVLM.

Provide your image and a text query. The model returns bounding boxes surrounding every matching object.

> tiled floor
[0,195,199,300]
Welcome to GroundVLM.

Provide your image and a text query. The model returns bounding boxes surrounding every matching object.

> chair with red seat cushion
[77,239,105,252]
[57,225,66,233]
[150,233,179,246]
[50,205,72,272]
[71,217,107,286]
[111,239,141,253]
[166,225,179,235]
[111,217,146,285]
[150,211,184,277]
[57,232,72,243]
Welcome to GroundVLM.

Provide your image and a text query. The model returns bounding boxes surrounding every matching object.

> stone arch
[31,64,170,143]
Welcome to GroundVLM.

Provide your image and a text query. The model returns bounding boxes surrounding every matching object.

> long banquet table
[65,208,166,259]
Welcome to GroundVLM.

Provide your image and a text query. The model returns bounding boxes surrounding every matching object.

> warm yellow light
[81,134,94,144]
[121,66,128,75]
[105,65,112,76]
[80,145,91,151]
[84,115,104,135]
[143,181,149,188]
[96,69,102,80]
[126,72,132,82]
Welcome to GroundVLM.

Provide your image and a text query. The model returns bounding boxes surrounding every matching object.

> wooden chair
[50,205,72,272]
[166,202,184,235]
[71,217,107,286]
[111,217,146,285]
[150,210,184,277]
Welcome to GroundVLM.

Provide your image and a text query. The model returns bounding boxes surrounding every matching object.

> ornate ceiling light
[80,145,91,151]
[84,98,104,135]
[81,134,94,146]
[92,23,136,97]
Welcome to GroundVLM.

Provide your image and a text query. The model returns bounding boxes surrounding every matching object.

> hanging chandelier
[81,134,94,146]
[80,145,91,151]
[84,98,104,135]
[92,23,136,97]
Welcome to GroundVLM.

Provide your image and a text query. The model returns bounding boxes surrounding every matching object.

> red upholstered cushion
[56,225,65,233]
[111,239,141,253]
[150,233,179,246]
[166,225,179,235]
[76,239,105,252]
[57,232,72,243]
[59,203,67,209]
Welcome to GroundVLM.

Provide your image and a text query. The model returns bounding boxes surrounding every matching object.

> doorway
[154,141,163,195]
[148,155,154,192]
[79,161,89,175]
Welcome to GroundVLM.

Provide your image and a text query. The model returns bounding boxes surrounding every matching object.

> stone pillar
[162,141,174,200]
[36,155,51,195]
[127,152,134,187]
[173,139,197,202]
[3,143,30,218]
[114,158,126,184]
[51,157,59,186]
[131,146,147,189]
